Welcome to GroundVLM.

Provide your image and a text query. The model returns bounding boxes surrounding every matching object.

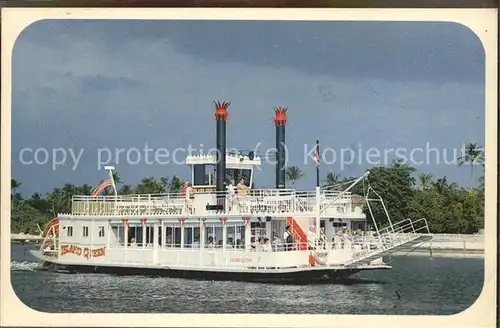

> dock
[11,233,44,242]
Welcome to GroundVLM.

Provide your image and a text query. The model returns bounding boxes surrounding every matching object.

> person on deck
[307,226,316,250]
[226,180,236,212]
[185,182,194,214]
[284,225,293,251]
[237,178,250,195]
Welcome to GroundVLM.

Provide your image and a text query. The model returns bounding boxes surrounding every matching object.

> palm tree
[118,185,133,195]
[323,172,341,188]
[168,175,183,194]
[458,142,484,188]
[478,175,485,192]
[11,179,21,195]
[418,173,433,190]
[285,166,305,184]
[112,171,122,184]
[432,176,448,195]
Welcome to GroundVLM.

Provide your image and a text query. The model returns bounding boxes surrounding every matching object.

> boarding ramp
[344,218,432,267]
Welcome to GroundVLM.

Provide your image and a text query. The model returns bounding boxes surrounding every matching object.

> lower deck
[41,215,386,273]
[35,257,391,284]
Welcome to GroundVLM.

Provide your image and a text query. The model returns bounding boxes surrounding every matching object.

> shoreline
[392,249,484,258]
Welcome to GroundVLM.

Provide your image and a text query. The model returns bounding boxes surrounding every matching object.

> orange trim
[214,100,230,121]
[274,107,288,126]
[308,252,316,266]
[286,217,307,250]
[43,219,59,236]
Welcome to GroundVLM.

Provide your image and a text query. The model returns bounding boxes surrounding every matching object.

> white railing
[344,218,432,266]
[70,188,358,217]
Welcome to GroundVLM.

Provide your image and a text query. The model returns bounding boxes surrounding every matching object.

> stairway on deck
[345,234,433,267]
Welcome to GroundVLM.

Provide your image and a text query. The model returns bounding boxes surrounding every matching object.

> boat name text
[230,257,252,263]
[61,244,106,259]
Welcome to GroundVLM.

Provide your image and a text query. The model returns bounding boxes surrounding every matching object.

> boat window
[226,225,245,247]
[193,164,215,187]
[163,224,182,248]
[98,226,105,238]
[128,223,143,246]
[145,225,154,245]
[225,168,252,186]
[205,223,223,247]
[184,224,201,248]
[83,226,89,238]
[67,226,73,237]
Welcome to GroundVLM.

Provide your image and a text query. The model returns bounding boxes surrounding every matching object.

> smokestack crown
[214,100,230,121]
[274,107,288,126]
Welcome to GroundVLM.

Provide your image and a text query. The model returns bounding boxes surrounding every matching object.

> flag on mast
[314,140,320,187]
[91,179,114,196]
[313,144,320,168]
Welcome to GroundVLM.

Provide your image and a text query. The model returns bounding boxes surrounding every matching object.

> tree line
[11,174,184,235]
[11,142,484,235]
[284,142,485,234]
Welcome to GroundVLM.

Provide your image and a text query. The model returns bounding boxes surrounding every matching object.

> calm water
[10,243,484,315]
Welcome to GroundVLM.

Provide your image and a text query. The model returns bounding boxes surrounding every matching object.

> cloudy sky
[12,19,485,195]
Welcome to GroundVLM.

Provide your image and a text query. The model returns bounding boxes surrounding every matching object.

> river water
[10,243,484,315]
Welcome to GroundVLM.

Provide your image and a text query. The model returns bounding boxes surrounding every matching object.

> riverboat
[31,102,432,283]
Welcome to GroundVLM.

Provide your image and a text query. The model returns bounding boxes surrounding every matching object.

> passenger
[340,228,349,249]
[250,237,258,250]
[130,238,137,248]
[256,237,265,252]
[227,180,236,211]
[236,239,243,249]
[237,178,249,196]
[307,226,316,250]
[207,236,214,248]
[192,238,200,248]
[185,182,194,214]
[284,225,293,251]
[272,233,281,251]
[263,238,273,252]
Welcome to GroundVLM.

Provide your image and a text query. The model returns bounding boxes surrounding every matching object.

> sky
[11,20,485,195]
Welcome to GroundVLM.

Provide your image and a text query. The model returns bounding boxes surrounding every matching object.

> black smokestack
[214,101,230,195]
[274,107,287,189]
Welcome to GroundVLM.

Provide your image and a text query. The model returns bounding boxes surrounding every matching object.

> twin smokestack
[213,101,288,202]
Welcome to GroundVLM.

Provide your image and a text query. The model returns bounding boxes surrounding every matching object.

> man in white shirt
[307,227,316,250]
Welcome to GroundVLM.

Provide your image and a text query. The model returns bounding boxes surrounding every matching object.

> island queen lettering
[60,244,106,260]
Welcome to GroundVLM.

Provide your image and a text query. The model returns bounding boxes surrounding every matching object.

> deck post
[153,223,159,246]
[200,218,206,250]
[179,219,185,249]
[315,186,321,236]
[221,218,227,251]
[141,219,147,248]
[244,217,251,251]
[160,219,165,249]
[123,219,128,249]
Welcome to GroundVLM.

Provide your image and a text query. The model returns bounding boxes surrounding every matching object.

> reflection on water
[10,243,484,314]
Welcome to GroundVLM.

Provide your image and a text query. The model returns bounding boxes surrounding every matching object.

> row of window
[66,226,105,238]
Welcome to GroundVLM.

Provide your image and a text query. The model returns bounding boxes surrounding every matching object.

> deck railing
[70,188,355,217]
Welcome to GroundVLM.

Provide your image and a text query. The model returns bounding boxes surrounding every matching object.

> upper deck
[70,188,365,219]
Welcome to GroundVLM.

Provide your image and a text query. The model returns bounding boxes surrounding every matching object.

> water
[10,243,484,315]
